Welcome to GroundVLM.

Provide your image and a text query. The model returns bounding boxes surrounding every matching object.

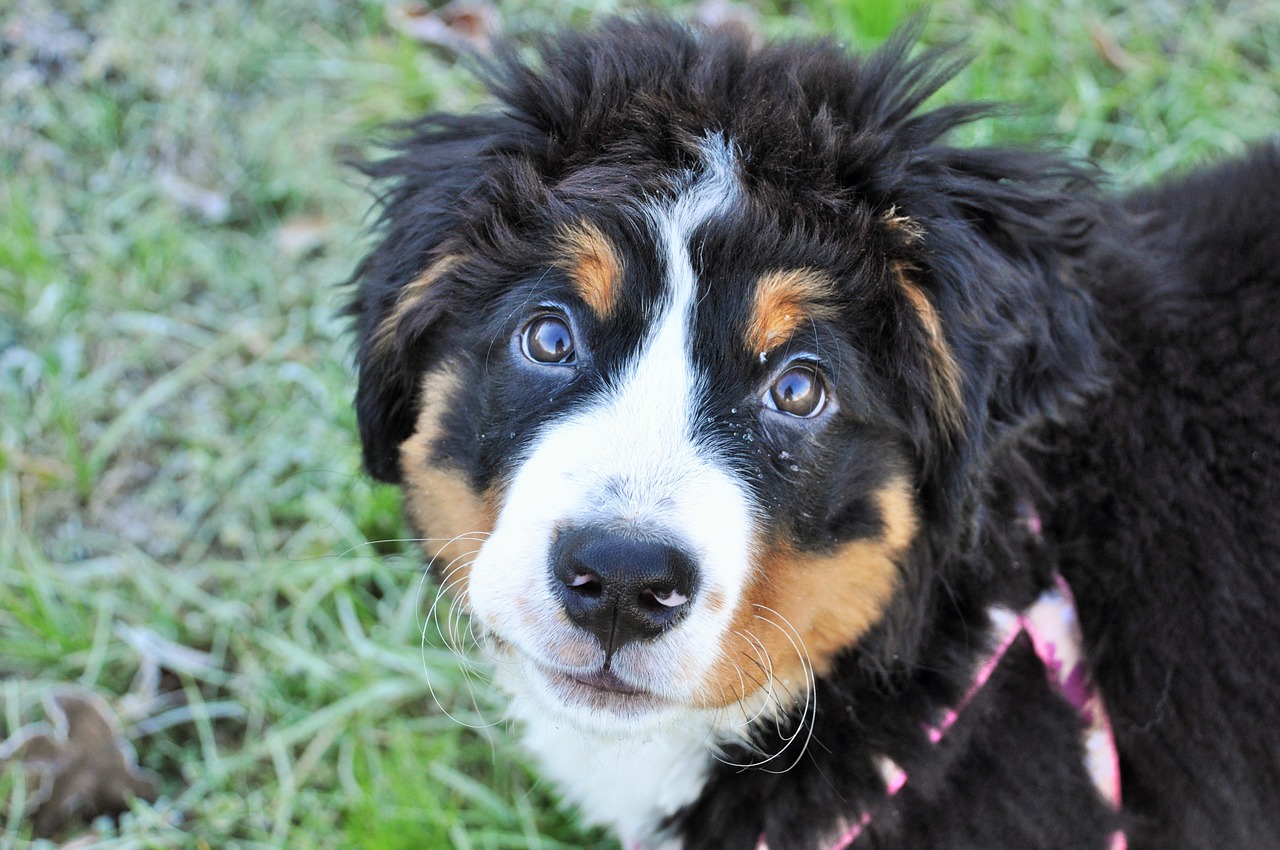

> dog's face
[351,21,1098,739]
[397,139,923,734]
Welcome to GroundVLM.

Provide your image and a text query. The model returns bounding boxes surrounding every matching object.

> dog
[347,18,1280,850]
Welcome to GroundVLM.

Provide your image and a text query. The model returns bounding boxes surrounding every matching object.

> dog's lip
[566,666,644,695]
[532,661,668,708]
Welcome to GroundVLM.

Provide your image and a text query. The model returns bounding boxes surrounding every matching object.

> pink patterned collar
[756,574,1127,850]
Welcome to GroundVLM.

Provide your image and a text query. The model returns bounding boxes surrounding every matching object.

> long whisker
[413,533,505,730]
[428,560,491,679]
[420,577,502,730]
[420,531,487,652]
[751,605,818,775]
[735,630,776,727]
[713,609,818,773]
[712,629,799,770]
[428,531,492,564]
[334,533,492,561]
[416,539,483,632]
[432,565,473,655]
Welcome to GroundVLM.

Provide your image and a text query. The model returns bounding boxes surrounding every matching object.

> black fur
[349,18,1280,850]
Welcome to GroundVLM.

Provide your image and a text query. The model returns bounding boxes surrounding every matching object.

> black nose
[551,526,697,653]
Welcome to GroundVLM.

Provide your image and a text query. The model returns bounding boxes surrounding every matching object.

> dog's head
[349,20,1101,735]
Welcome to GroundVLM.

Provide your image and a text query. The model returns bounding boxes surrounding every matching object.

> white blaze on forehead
[608,134,743,506]
[648,134,743,369]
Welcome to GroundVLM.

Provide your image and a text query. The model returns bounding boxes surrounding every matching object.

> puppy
[348,18,1280,850]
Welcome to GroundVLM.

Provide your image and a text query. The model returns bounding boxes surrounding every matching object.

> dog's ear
[947,147,1105,426]
[894,146,1108,524]
[348,112,534,482]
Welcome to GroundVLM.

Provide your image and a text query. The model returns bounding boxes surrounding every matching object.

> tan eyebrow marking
[746,269,840,355]
[555,221,624,319]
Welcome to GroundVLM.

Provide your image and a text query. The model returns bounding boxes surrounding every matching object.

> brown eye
[767,364,826,418]
[522,314,575,365]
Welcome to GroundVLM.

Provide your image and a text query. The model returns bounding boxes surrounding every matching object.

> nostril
[640,587,688,609]
[565,572,602,598]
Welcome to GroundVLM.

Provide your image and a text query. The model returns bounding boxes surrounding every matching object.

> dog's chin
[505,655,689,737]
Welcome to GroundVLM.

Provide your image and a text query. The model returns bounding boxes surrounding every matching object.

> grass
[1,0,1277,847]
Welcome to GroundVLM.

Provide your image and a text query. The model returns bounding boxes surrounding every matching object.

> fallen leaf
[1088,23,1134,72]
[386,0,500,54]
[0,688,158,838]
[275,214,333,258]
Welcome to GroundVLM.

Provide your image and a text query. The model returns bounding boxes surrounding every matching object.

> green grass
[1,0,1277,847]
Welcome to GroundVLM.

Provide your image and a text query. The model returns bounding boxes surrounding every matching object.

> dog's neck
[507,686,721,847]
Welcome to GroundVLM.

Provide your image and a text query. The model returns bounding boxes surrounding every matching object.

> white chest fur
[510,693,722,848]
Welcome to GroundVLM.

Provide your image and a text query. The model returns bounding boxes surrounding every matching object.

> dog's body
[349,20,1280,850]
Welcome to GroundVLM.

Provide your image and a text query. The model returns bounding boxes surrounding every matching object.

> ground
[1,0,1277,847]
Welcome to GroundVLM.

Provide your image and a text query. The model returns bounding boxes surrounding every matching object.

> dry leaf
[0,688,158,838]
[1088,23,1134,72]
[386,0,500,54]
[275,214,333,258]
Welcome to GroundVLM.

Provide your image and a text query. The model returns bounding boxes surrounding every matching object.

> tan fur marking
[372,254,462,357]
[400,367,495,604]
[895,263,965,433]
[695,479,917,709]
[556,222,623,319]
[881,205,925,244]
[747,269,839,355]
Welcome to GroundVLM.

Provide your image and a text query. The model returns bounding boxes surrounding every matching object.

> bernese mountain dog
[347,18,1280,850]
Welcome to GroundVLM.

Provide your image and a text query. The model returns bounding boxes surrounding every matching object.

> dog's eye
[522,314,576,365]
[766,364,826,418]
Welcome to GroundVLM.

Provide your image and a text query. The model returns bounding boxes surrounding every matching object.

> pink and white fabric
[756,575,1126,850]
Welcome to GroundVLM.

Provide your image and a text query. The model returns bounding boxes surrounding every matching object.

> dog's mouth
[572,666,653,696]
[479,623,683,718]
[532,661,670,714]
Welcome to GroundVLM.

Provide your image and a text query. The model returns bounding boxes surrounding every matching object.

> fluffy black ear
[348,112,535,482]
[904,145,1108,524]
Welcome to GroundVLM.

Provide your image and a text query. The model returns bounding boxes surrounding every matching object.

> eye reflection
[522,315,576,365]
[767,364,825,418]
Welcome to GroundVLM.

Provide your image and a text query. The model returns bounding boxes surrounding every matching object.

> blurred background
[1,0,1277,847]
